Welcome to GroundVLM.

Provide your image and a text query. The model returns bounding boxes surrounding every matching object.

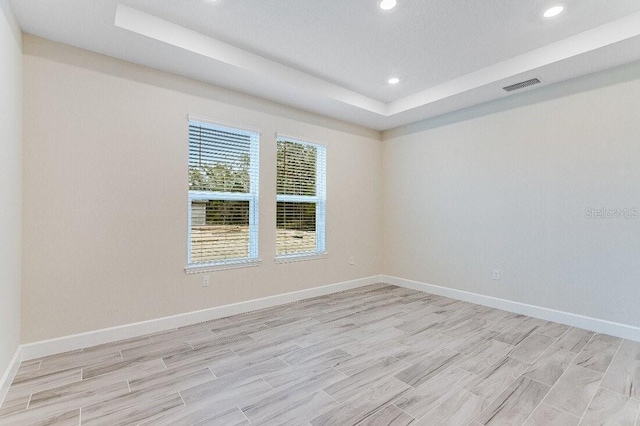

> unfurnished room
[1,0,640,425]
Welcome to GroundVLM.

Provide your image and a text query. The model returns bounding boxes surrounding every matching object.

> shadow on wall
[0,0,21,47]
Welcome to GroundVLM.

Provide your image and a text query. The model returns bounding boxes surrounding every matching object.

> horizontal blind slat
[276,137,325,256]
[189,120,259,265]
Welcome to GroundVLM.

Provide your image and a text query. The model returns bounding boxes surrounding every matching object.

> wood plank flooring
[1,283,639,425]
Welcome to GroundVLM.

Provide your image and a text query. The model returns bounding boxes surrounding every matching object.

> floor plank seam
[238,405,252,424]
[545,399,585,420]
[25,393,32,410]
[519,378,554,426]
[261,377,275,391]
[390,402,415,421]
[206,367,216,378]
[329,366,349,379]
[276,355,292,367]
[520,402,543,425]
[321,389,340,405]
[577,335,624,423]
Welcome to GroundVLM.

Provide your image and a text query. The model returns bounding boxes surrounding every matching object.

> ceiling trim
[114,4,387,115]
[388,10,640,115]
[115,4,640,121]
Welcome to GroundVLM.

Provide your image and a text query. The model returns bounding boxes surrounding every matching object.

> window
[187,120,259,270]
[276,136,326,259]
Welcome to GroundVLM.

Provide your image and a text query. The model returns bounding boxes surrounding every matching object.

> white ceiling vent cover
[503,78,542,92]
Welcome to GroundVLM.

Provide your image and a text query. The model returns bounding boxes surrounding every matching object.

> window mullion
[276,194,319,203]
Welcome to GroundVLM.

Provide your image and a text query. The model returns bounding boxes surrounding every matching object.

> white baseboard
[20,272,638,371]
[20,275,383,361]
[0,347,22,408]
[384,275,640,342]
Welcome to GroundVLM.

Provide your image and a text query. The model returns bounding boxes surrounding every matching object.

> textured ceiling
[10,0,640,130]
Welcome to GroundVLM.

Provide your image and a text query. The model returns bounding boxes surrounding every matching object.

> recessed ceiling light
[388,77,400,85]
[379,0,397,11]
[543,5,564,18]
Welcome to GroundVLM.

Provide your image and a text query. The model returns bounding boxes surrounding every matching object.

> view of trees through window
[188,123,258,264]
[189,140,318,229]
[189,153,251,194]
[188,127,322,264]
[276,139,323,256]
[276,141,317,233]
[276,141,317,196]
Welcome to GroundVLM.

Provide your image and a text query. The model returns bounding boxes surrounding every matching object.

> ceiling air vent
[503,78,541,92]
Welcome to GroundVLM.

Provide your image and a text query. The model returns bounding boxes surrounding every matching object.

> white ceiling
[10,0,640,130]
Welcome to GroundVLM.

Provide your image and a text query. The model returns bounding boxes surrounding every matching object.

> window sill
[275,253,327,264]
[185,259,262,274]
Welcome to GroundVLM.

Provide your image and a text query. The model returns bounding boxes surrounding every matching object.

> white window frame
[275,135,326,262]
[185,119,260,274]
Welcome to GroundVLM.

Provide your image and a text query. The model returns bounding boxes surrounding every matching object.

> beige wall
[0,0,22,375]
[383,63,640,327]
[21,36,383,343]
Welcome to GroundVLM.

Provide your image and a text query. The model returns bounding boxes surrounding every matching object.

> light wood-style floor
[1,283,639,425]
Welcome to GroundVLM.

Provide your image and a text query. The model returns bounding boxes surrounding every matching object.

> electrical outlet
[202,275,211,287]
[349,257,355,265]
[492,270,500,280]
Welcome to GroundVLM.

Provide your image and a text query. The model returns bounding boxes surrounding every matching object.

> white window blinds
[276,136,326,257]
[188,120,259,266]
